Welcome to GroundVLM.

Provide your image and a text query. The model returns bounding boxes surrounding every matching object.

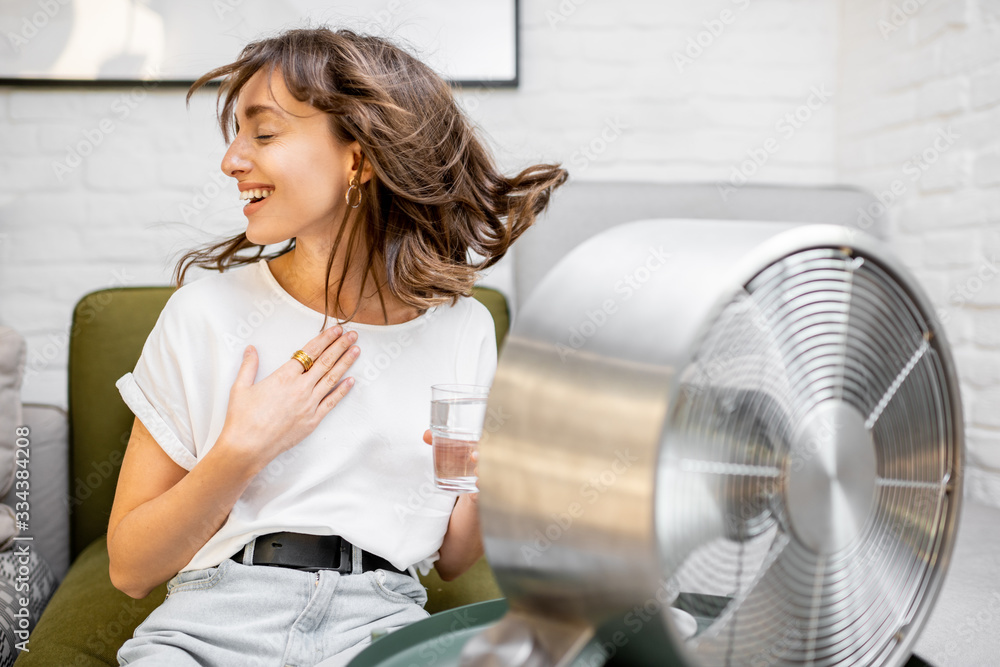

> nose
[221,136,252,178]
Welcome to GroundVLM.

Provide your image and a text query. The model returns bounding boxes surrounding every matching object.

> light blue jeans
[116,549,429,667]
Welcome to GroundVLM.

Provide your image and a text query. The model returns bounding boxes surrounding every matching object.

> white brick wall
[2,0,996,504]
[837,0,1000,504]
[1,0,841,409]
[3,0,996,503]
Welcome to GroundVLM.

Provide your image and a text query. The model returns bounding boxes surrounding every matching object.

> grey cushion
[0,406,70,582]
[0,546,58,667]
[0,326,26,501]
[0,327,63,665]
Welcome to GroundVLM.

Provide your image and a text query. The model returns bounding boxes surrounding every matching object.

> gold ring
[291,350,314,372]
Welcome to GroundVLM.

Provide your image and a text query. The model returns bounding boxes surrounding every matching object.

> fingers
[284,325,345,375]
[316,374,355,416]
[423,429,432,445]
[233,345,260,387]
[308,329,359,392]
[469,449,480,499]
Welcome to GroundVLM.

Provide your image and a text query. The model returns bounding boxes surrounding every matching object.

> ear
[348,141,374,185]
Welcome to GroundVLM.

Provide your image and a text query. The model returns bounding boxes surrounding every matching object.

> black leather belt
[229,531,407,575]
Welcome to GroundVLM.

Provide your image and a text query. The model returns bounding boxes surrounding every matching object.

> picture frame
[0,0,519,88]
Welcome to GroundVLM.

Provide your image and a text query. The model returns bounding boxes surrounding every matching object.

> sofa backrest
[67,285,509,561]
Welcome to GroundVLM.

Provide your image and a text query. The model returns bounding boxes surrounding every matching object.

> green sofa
[15,284,508,667]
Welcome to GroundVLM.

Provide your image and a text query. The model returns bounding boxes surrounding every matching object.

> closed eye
[254,135,274,140]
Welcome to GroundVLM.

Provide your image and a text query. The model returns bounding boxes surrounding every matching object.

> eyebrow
[242,104,287,121]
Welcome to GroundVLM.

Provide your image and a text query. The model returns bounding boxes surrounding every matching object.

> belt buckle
[254,532,355,574]
[331,537,353,575]
[298,533,353,574]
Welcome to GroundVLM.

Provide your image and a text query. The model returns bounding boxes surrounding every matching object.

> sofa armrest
[1,404,70,583]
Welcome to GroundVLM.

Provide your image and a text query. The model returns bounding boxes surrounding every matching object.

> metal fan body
[470,219,963,667]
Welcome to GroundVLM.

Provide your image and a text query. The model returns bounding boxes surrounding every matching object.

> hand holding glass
[430,384,489,493]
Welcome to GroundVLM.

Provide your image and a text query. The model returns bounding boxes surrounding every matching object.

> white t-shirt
[116,258,497,575]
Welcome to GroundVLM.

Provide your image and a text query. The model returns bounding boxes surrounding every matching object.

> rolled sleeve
[116,372,198,471]
[115,288,203,471]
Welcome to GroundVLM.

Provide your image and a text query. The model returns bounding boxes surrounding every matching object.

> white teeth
[240,188,273,201]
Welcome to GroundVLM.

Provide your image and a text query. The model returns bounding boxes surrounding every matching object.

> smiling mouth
[240,189,273,204]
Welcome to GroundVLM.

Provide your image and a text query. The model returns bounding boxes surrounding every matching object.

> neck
[269,243,421,325]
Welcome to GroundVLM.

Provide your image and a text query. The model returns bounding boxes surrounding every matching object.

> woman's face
[221,67,361,246]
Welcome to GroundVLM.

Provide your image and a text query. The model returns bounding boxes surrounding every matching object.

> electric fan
[465,219,962,667]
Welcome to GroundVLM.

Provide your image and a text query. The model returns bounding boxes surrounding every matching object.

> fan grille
[663,247,957,666]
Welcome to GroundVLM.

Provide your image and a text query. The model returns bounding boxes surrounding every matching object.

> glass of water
[430,384,490,493]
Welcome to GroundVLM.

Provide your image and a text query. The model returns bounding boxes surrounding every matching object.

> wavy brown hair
[174,27,568,328]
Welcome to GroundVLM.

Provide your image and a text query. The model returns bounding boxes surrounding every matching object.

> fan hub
[786,400,877,554]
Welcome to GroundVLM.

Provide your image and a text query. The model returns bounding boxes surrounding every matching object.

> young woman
[107,27,566,666]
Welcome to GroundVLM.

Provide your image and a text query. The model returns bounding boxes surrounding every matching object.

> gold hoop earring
[345,177,362,208]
